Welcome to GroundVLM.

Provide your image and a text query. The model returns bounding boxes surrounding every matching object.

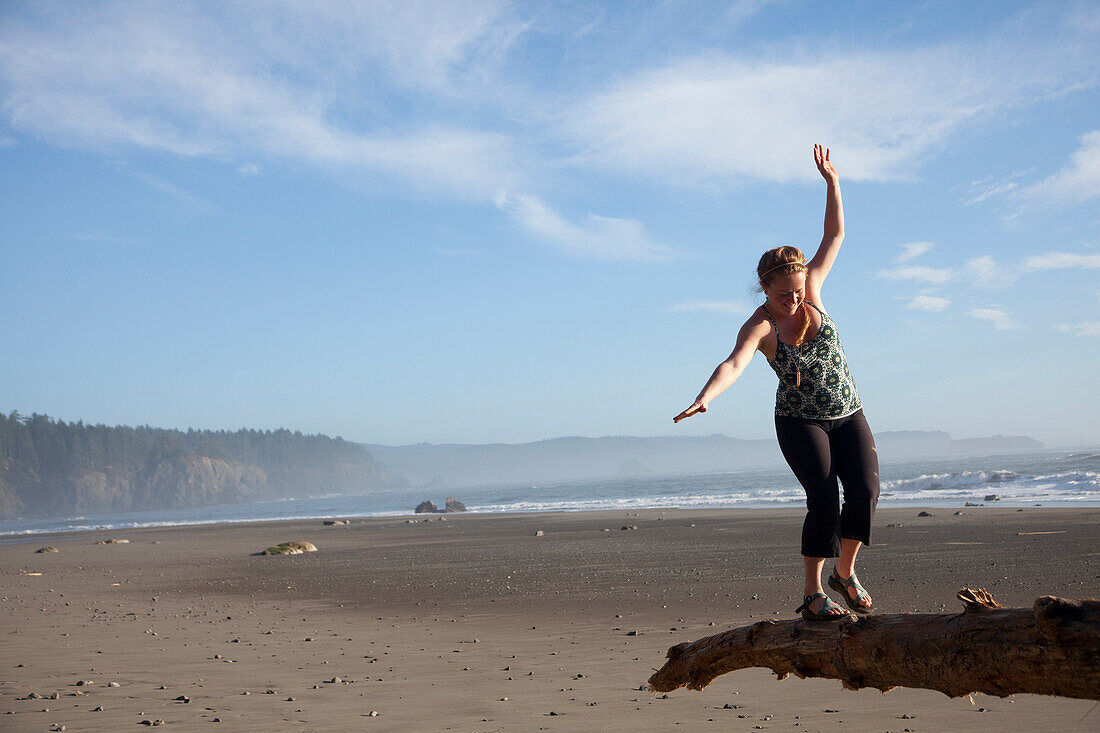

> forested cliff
[0,413,401,519]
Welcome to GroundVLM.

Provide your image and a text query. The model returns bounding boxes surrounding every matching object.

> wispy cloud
[907,295,950,312]
[1019,251,1100,272]
[236,163,261,177]
[878,265,952,284]
[1057,322,1100,337]
[957,172,1026,207]
[896,241,933,263]
[563,13,1100,185]
[669,301,749,314]
[1019,130,1100,208]
[493,191,669,262]
[968,307,1021,330]
[962,255,1017,288]
[130,171,213,213]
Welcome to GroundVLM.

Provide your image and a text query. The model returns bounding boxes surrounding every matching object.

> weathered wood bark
[648,589,1100,700]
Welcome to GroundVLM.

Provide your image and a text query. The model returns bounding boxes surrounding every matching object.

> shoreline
[5,496,1100,540]
[3,506,1097,730]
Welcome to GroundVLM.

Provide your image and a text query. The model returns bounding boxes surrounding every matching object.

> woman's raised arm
[806,145,844,293]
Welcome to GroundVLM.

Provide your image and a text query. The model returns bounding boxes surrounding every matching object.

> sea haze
[2,449,1096,538]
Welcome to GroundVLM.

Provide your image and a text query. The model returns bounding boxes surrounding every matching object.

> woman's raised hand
[673,399,708,423]
[814,144,838,185]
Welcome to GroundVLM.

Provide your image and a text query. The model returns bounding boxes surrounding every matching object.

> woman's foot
[828,568,873,613]
[796,591,849,620]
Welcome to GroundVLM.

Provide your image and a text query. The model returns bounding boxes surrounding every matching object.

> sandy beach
[2,506,1097,731]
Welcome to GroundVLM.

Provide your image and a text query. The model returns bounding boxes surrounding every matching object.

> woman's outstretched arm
[806,144,844,292]
[674,315,771,423]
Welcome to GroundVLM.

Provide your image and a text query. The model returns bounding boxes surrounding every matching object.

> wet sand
[2,506,1098,731]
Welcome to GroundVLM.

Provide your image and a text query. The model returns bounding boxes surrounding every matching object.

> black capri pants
[774,408,879,558]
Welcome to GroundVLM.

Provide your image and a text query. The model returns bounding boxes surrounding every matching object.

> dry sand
[2,507,1098,731]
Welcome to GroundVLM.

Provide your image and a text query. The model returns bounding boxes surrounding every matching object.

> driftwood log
[648,589,1100,700]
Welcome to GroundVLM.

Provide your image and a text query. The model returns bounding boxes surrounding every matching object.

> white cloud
[0,2,525,199]
[878,265,952,284]
[1019,251,1100,272]
[236,163,261,177]
[907,295,950,312]
[959,175,1021,207]
[1020,130,1100,208]
[493,191,670,262]
[963,255,1017,288]
[724,0,783,25]
[896,241,933,263]
[967,308,1022,331]
[669,301,749,314]
[0,1,684,261]
[563,18,1100,185]
[1057,322,1100,338]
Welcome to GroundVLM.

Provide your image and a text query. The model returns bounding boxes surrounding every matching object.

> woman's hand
[814,144,838,185]
[673,399,708,423]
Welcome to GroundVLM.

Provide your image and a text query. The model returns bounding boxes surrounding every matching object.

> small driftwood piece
[648,589,1100,700]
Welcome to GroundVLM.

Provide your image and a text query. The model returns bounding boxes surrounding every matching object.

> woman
[674,145,878,621]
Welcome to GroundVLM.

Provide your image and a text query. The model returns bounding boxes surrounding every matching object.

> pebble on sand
[324,519,350,526]
[35,546,59,553]
[94,538,130,544]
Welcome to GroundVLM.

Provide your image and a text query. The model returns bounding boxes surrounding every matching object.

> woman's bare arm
[674,315,771,423]
[806,144,844,299]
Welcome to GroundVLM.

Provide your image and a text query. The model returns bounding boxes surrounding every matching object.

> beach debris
[649,589,1100,701]
[260,541,318,555]
[621,525,638,531]
[984,494,1000,502]
[324,519,350,526]
[94,538,130,544]
[954,511,965,515]
[106,681,120,687]
[35,546,59,553]
[367,710,379,717]
[415,500,438,513]
[444,497,466,512]
[1017,530,1067,536]
[140,719,165,726]
[535,530,544,537]
[76,680,94,686]
[917,511,934,517]
[174,695,190,703]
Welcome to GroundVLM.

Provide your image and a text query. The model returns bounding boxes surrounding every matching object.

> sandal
[795,592,851,621]
[828,568,874,614]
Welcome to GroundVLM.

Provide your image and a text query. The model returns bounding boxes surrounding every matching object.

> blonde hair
[757,246,811,346]
[756,246,808,289]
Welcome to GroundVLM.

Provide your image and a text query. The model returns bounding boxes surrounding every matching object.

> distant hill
[364,430,1043,488]
[0,412,402,519]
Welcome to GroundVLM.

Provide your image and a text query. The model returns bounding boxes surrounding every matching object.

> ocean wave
[881,469,1100,502]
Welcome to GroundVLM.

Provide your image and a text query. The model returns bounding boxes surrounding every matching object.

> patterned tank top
[763,302,862,420]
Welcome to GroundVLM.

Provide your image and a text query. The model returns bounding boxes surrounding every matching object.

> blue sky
[2,0,1099,447]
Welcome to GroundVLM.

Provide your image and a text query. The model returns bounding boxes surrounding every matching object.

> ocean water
[2,449,1097,538]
